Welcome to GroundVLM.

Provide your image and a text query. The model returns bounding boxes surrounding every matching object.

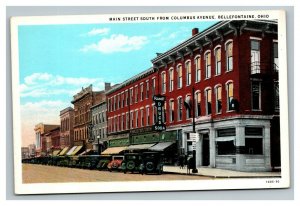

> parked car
[96,155,112,170]
[141,152,163,175]
[121,153,143,174]
[77,155,101,169]
[107,155,124,172]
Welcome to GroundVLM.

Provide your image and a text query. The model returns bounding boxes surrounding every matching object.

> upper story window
[225,40,233,72]
[161,72,166,94]
[121,93,124,108]
[169,68,174,92]
[152,78,156,96]
[226,81,234,111]
[135,86,138,103]
[185,94,192,119]
[215,46,221,75]
[118,94,121,109]
[205,88,212,115]
[169,99,174,122]
[250,38,261,74]
[251,81,261,110]
[195,91,201,117]
[215,85,222,114]
[273,41,278,71]
[152,104,157,125]
[195,56,201,82]
[140,83,144,101]
[125,90,128,106]
[205,51,211,79]
[140,109,144,127]
[135,110,139,128]
[177,97,183,121]
[146,81,149,99]
[146,107,150,126]
[185,60,192,86]
[113,95,117,111]
[130,111,134,129]
[130,88,133,105]
[177,64,182,89]
[126,112,129,130]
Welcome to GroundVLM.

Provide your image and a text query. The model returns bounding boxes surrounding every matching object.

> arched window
[185,60,192,86]
[195,91,201,117]
[215,85,222,114]
[185,94,192,119]
[225,40,233,71]
[226,81,234,111]
[161,72,166,94]
[177,64,182,89]
[177,96,183,121]
[169,68,174,92]
[205,88,212,115]
[214,46,221,75]
[194,55,201,82]
[205,51,211,79]
[169,99,174,122]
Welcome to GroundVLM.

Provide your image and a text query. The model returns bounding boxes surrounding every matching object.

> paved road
[22,164,212,183]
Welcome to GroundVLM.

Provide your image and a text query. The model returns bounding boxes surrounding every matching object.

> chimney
[105,82,111,91]
[192,28,199,36]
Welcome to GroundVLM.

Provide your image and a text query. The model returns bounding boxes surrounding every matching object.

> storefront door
[202,133,210,166]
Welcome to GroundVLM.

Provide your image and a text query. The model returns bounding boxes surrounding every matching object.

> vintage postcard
[11,10,289,194]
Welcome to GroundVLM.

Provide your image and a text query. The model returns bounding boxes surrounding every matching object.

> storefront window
[245,138,263,154]
[217,140,235,155]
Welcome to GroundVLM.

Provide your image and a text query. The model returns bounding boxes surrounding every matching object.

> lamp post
[97,135,101,155]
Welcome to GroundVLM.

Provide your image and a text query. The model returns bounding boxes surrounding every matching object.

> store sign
[152,94,166,131]
[189,133,200,142]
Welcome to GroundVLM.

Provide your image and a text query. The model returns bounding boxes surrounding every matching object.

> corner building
[107,20,280,172]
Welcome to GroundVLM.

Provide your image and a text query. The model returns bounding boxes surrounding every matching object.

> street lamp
[97,135,101,155]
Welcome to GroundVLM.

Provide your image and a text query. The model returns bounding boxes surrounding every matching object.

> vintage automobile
[107,155,124,172]
[67,156,78,168]
[76,155,101,169]
[121,153,143,174]
[96,155,112,170]
[140,152,163,175]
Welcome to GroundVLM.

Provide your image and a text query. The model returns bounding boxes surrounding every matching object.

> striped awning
[66,146,77,156]
[126,143,155,150]
[101,146,127,155]
[149,142,174,151]
[52,150,61,156]
[58,147,69,156]
[70,146,83,156]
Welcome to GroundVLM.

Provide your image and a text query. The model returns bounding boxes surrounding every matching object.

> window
[205,51,211,79]
[245,138,263,155]
[169,68,174,92]
[215,86,222,114]
[178,97,183,121]
[152,78,156,96]
[135,86,138,103]
[205,88,212,115]
[146,107,150,126]
[169,100,174,122]
[251,39,261,74]
[177,65,182,88]
[273,41,278,71]
[163,104,166,123]
[274,81,279,111]
[161,72,166,94]
[218,128,236,137]
[195,91,201,117]
[140,109,144,127]
[146,81,149,99]
[130,112,134,129]
[195,56,201,82]
[118,94,121,109]
[185,60,192,86]
[185,95,192,119]
[130,88,133,105]
[152,104,157,124]
[217,141,235,155]
[226,82,234,111]
[114,95,116,111]
[252,81,261,110]
[226,41,233,71]
[126,112,129,130]
[135,110,139,128]
[125,90,128,106]
[140,84,144,101]
[215,47,221,75]
[121,93,124,108]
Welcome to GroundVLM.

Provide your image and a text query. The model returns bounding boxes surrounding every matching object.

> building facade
[106,20,280,172]
[44,126,61,155]
[60,107,75,149]
[28,144,36,157]
[34,123,60,156]
[71,84,106,149]
[21,147,30,159]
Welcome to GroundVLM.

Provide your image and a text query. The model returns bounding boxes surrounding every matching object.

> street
[22,164,212,183]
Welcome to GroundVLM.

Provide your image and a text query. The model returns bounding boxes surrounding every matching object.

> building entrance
[202,133,210,166]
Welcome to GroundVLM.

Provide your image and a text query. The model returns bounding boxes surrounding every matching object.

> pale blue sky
[18,21,217,146]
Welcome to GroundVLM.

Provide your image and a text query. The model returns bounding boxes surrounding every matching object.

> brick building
[106,20,280,172]
[60,107,74,149]
[44,126,61,155]
[71,84,106,149]
[34,123,60,156]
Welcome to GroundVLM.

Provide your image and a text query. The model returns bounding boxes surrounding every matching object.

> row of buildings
[32,19,281,172]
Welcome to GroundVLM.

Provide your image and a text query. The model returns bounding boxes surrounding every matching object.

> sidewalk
[163,166,281,178]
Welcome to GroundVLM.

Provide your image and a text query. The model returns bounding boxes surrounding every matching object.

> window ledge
[215,74,221,77]
[226,110,235,113]
[225,70,233,73]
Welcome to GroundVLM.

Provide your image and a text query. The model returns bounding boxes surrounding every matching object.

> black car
[121,153,143,174]
[141,152,163,175]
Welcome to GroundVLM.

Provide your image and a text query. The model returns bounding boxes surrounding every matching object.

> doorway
[202,133,210,166]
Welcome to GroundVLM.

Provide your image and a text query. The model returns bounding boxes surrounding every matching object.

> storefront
[181,116,273,172]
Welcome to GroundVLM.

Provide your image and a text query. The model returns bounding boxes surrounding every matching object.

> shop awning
[71,146,83,155]
[101,146,127,155]
[58,147,69,156]
[66,146,77,156]
[79,149,91,156]
[215,137,236,142]
[149,142,175,151]
[126,143,156,150]
[52,150,61,156]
